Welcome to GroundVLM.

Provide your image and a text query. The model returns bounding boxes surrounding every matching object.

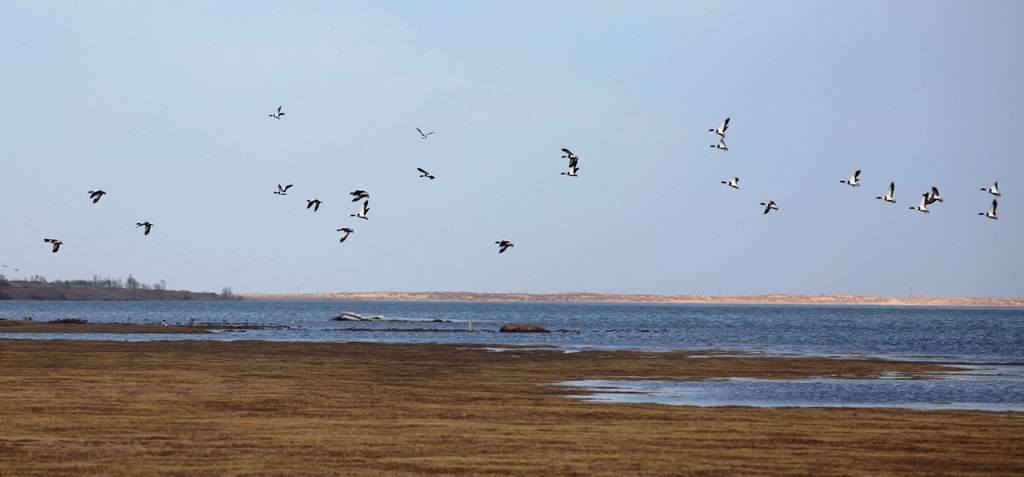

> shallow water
[0,300,1022,363]
[563,365,1024,412]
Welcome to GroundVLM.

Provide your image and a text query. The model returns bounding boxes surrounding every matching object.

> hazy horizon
[3,1,1022,297]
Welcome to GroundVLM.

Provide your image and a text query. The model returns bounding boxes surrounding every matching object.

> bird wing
[854,170,861,180]
[568,156,578,168]
[991,200,998,214]
[919,194,927,208]
[283,184,293,191]
[720,118,730,132]
[888,182,894,196]
[417,167,428,174]
[561,148,572,156]
[931,186,940,196]
[416,128,424,135]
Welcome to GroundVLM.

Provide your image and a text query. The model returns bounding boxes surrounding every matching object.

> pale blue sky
[2,1,1022,296]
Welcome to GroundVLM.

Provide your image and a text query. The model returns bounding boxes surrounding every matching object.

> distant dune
[247,291,1024,307]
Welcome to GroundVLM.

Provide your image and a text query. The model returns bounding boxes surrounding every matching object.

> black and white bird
[417,167,436,180]
[349,190,369,202]
[840,170,861,187]
[760,201,778,214]
[88,190,107,204]
[416,128,435,139]
[981,181,1001,197]
[910,193,930,213]
[709,117,730,138]
[721,177,739,189]
[560,148,578,160]
[710,138,728,151]
[979,199,998,220]
[925,187,943,204]
[136,222,153,236]
[337,227,354,242]
[561,155,580,177]
[43,238,63,253]
[273,184,293,196]
[877,182,895,203]
[269,106,285,119]
[495,240,514,254]
[351,200,369,220]
[306,199,323,212]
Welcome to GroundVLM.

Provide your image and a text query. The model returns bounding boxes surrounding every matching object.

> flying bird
[417,167,436,180]
[560,148,578,160]
[710,138,728,151]
[709,117,730,138]
[981,181,1001,197]
[416,128,435,139]
[979,199,998,220]
[136,222,154,236]
[306,199,323,212]
[495,240,514,254]
[721,177,739,189]
[910,193,930,213]
[43,238,63,253]
[349,190,369,202]
[925,187,943,204]
[877,182,896,203]
[760,201,778,214]
[561,155,580,177]
[337,227,354,242]
[840,170,861,187]
[273,184,293,196]
[88,190,106,204]
[269,106,285,119]
[351,200,369,220]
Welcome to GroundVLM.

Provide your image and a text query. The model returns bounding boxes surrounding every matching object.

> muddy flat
[0,340,1020,475]
[0,318,208,334]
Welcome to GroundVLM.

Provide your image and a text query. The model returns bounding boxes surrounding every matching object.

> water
[3,300,1022,411]
[564,366,1024,411]
[1,300,1021,363]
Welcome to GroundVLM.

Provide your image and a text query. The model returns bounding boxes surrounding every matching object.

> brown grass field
[0,340,1021,476]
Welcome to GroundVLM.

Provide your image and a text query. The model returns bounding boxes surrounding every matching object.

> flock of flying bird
[703,117,1002,218]
[31,108,1004,258]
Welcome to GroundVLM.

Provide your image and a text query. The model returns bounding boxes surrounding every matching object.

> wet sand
[0,340,1021,475]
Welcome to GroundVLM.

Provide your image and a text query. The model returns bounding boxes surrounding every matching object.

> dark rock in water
[499,323,550,333]
[431,319,450,323]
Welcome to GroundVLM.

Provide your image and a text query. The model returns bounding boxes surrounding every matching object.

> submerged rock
[499,323,550,333]
[333,312,365,321]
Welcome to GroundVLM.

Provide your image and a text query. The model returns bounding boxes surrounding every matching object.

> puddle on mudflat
[562,365,1024,412]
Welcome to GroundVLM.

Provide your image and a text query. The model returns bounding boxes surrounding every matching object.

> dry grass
[0,340,1020,476]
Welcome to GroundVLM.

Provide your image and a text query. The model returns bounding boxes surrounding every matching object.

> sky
[1,1,1022,297]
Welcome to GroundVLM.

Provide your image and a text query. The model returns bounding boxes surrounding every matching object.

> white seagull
[416,128,435,139]
[273,184,293,196]
[337,227,354,242]
[910,193,930,213]
[981,181,1001,197]
[760,201,778,214]
[840,170,861,187]
[709,117,730,138]
[417,167,436,180]
[43,238,63,253]
[495,240,514,254]
[269,106,285,119]
[925,187,943,204]
[721,177,739,189]
[351,200,369,220]
[979,199,998,220]
[876,182,895,203]
[710,138,728,151]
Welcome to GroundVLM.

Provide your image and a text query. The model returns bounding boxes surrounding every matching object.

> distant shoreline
[245,291,1024,308]
[0,280,236,301]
